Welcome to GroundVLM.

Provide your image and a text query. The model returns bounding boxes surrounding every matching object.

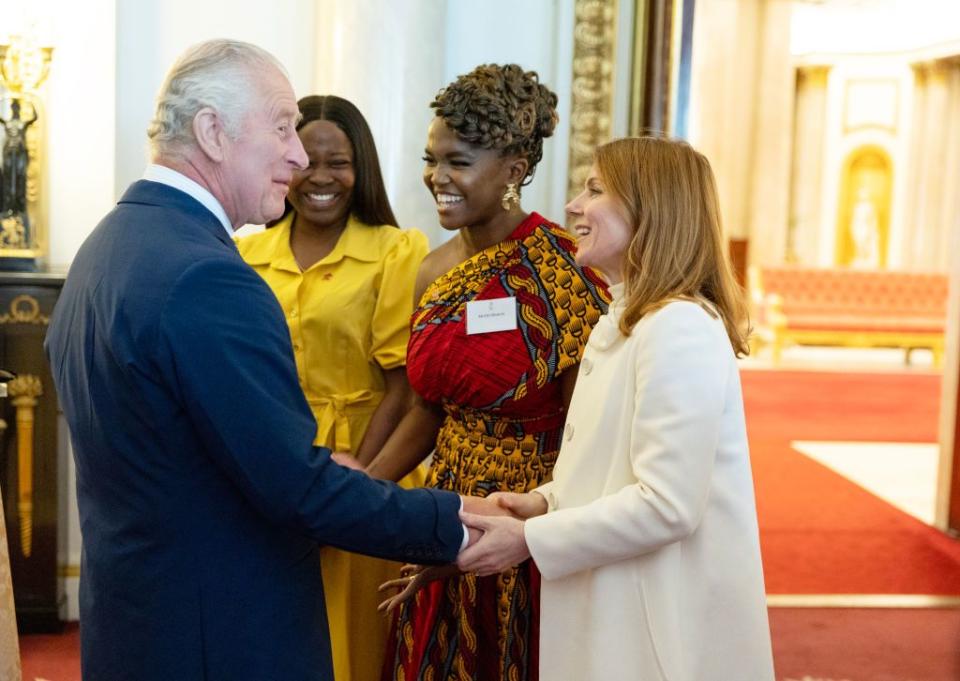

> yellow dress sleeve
[369,228,430,369]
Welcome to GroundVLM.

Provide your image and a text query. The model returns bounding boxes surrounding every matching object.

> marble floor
[792,440,940,525]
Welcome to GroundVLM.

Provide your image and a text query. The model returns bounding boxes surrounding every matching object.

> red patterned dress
[383,213,609,681]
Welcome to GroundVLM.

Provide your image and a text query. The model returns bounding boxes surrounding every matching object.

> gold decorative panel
[567,0,618,201]
[0,294,49,325]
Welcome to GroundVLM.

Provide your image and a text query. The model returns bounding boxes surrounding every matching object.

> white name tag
[466,297,518,335]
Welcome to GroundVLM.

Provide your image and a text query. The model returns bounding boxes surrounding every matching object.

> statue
[0,38,54,270]
[0,99,37,218]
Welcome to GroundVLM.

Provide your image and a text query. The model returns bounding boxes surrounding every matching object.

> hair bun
[430,63,559,184]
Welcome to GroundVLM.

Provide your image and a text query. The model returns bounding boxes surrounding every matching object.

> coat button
[564,422,574,441]
[581,358,593,375]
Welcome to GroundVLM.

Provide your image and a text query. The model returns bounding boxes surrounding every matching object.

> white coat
[525,294,775,681]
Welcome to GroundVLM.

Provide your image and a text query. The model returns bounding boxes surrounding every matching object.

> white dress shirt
[143,164,234,237]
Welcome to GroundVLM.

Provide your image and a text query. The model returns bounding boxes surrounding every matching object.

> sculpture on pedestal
[0,99,37,251]
[1,100,37,216]
[0,36,53,270]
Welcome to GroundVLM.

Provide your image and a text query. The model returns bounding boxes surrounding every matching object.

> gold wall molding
[0,294,49,325]
[567,0,618,202]
[58,564,81,579]
[768,594,960,608]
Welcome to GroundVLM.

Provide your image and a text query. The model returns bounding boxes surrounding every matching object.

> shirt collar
[333,216,382,264]
[245,214,384,271]
[143,164,233,237]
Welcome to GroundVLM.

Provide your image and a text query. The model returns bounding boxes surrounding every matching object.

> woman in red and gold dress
[367,64,608,681]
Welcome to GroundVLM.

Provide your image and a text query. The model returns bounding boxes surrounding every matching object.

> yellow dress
[238,214,428,681]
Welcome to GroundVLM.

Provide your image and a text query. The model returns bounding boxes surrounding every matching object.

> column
[745,0,795,267]
[934,57,960,532]
[787,66,829,265]
[688,0,794,267]
[905,60,951,270]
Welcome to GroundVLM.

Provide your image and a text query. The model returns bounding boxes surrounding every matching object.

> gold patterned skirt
[383,406,564,681]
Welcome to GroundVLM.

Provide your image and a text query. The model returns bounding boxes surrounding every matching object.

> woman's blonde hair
[594,137,750,356]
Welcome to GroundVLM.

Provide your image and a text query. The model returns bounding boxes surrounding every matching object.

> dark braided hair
[430,64,559,186]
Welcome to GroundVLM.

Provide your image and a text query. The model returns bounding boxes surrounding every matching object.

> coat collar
[118,180,236,249]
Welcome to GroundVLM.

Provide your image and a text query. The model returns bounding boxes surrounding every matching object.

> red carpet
[770,607,960,681]
[24,609,960,681]
[743,369,960,594]
[19,623,80,681]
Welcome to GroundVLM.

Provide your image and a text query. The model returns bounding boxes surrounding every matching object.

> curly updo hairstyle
[430,64,559,186]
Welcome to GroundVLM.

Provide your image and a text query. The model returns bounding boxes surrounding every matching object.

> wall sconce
[0,33,53,270]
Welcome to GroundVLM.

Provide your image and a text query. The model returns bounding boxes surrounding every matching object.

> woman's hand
[487,491,548,519]
[377,563,460,615]
[330,452,366,472]
[456,513,530,576]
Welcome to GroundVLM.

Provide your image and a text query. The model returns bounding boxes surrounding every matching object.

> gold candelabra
[0,33,53,260]
[0,34,54,95]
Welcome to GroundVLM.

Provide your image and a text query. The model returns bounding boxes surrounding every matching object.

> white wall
[3,0,118,269]
[309,0,575,246]
[114,0,317,203]
[443,0,574,237]
[791,0,960,59]
[310,0,448,243]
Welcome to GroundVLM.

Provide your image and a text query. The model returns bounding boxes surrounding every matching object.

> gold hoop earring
[501,183,520,211]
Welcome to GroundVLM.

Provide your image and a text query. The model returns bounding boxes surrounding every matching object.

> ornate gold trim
[567,0,618,202]
[58,564,81,578]
[768,594,960,608]
[0,294,49,325]
[8,373,42,558]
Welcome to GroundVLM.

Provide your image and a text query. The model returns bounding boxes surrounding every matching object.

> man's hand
[456,512,530,576]
[459,495,516,547]
[487,491,548,519]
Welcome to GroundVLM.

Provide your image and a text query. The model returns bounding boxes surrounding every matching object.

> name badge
[466,297,518,335]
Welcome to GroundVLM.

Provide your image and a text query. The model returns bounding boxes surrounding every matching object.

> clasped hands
[377,491,548,614]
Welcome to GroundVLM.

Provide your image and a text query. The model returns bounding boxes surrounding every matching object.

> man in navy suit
[45,39,481,681]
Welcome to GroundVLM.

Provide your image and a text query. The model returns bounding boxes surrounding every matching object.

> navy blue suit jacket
[45,181,463,681]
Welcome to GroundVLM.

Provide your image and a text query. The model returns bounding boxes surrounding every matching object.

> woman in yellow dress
[238,94,427,681]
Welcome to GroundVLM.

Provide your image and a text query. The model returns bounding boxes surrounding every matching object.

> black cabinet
[0,270,65,632]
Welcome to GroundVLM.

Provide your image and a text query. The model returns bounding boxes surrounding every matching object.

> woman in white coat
[457,137,776,681]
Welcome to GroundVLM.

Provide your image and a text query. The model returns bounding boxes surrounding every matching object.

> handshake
[377,491,549,614]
